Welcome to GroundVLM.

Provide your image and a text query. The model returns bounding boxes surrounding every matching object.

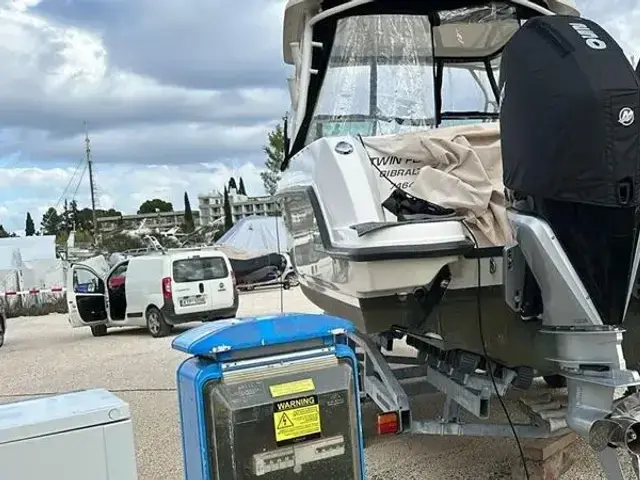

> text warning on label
[273,394,322,446]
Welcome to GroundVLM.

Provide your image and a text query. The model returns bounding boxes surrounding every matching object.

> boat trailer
[348,327,640,479]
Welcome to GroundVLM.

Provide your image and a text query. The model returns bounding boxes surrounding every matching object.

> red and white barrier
[0,287,66,297]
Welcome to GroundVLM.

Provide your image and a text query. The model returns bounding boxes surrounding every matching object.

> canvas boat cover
[499,15,640,326]
[283,0,580,64]
[215,216,293,259]
[500,15,640,206]
[362,122,511,247]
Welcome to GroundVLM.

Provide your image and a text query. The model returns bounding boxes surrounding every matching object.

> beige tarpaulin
[362,123,513,248]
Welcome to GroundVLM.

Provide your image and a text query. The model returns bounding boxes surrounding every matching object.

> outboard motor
[501,15,640,326]
[500,15,640,478]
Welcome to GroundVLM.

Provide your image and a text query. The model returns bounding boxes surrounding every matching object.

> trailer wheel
[146,306,172,338]
[543,374,567,389]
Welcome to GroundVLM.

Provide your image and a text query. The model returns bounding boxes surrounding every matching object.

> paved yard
[0,287,626,479]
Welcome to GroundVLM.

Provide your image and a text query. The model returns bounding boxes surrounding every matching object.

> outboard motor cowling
[500,15,640,326]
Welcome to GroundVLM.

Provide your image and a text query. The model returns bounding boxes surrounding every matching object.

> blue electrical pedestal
[172,312,366,480]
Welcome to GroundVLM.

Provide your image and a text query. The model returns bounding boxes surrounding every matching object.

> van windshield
[172,257,228,283]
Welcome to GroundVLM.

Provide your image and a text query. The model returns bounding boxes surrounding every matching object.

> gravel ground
[0,287,633,479]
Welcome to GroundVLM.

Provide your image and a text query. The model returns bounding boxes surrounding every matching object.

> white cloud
[0,1,292,231]
[0,1,288,163]
[4,0,42,13]
[576,1,640,61]
[0,161,286,231]
[1,0,640,234]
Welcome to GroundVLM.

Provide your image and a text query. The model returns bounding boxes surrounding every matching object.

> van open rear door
[67,264,109,328]
[170,254,235,316]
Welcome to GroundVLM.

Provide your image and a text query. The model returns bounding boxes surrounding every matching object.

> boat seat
[351,216,465,237]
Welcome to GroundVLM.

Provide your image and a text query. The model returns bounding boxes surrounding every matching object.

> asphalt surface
[0,287,634,479]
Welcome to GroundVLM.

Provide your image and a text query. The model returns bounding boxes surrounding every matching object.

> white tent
[21,259,65,290]
[0,269,19,293]
[0,236,56,270]
[78,255,111,277]
[215,216,293,257]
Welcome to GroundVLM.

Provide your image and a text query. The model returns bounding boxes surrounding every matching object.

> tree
[69,200,79,230]
[0,225,11,238]
[138,199,173,214]
[75,207,121,232]
[74,207,93,232]
[61,199,70,234]
[101,233,145,252]
[223,186,233,231]
[238,177,247,196]
[228,177,238,191]
[36,202,123,239]
[261,118,286,196]
[98,208,122,218]
[41,207,61,236]
[25,213,35,236]
[183,192,195,233]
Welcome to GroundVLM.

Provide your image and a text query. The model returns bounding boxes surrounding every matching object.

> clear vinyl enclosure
[305,3,522,145]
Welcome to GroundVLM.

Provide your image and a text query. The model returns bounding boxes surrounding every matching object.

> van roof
[139,248,228,261]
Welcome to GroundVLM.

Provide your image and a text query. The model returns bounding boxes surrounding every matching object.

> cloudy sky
[0,0,638,233]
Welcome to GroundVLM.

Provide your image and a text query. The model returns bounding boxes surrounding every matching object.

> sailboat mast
[84,123,98,242]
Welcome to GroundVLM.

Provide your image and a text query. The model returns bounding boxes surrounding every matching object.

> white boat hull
[279,134,522,354]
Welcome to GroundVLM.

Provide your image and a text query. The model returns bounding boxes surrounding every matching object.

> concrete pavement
[0,287,624,479]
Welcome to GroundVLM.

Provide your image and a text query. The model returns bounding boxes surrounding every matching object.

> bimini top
[283,0,580,64]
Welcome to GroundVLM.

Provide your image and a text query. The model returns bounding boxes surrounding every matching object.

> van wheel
[285,273,299,288]
[146,307,172,338]
[91,324,108,337]
[0,319,4,347]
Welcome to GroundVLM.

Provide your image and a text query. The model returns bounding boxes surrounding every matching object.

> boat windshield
[305,4,521,144]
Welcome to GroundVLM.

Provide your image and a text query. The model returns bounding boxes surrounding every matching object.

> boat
[215,216,298,289]
[220,246,297,290]
[278,0,597,373]
[277,0,640,471]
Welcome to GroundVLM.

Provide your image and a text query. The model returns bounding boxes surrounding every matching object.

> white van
[67,248,239,338]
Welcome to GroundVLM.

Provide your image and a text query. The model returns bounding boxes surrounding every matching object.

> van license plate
[180,295,206,307]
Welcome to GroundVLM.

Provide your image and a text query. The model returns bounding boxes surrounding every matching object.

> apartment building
[97,210,201,233]
[198,185,279,226]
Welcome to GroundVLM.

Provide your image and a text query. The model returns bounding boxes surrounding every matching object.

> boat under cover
[276,0,640,371]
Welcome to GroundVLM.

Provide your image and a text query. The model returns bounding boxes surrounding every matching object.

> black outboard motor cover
[500,15,640,325]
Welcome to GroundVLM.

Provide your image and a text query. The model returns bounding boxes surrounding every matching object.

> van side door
[67,264,109,328]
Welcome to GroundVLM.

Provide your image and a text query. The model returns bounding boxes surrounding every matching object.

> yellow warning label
[269,378,316,398]
[273,394,322,445]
